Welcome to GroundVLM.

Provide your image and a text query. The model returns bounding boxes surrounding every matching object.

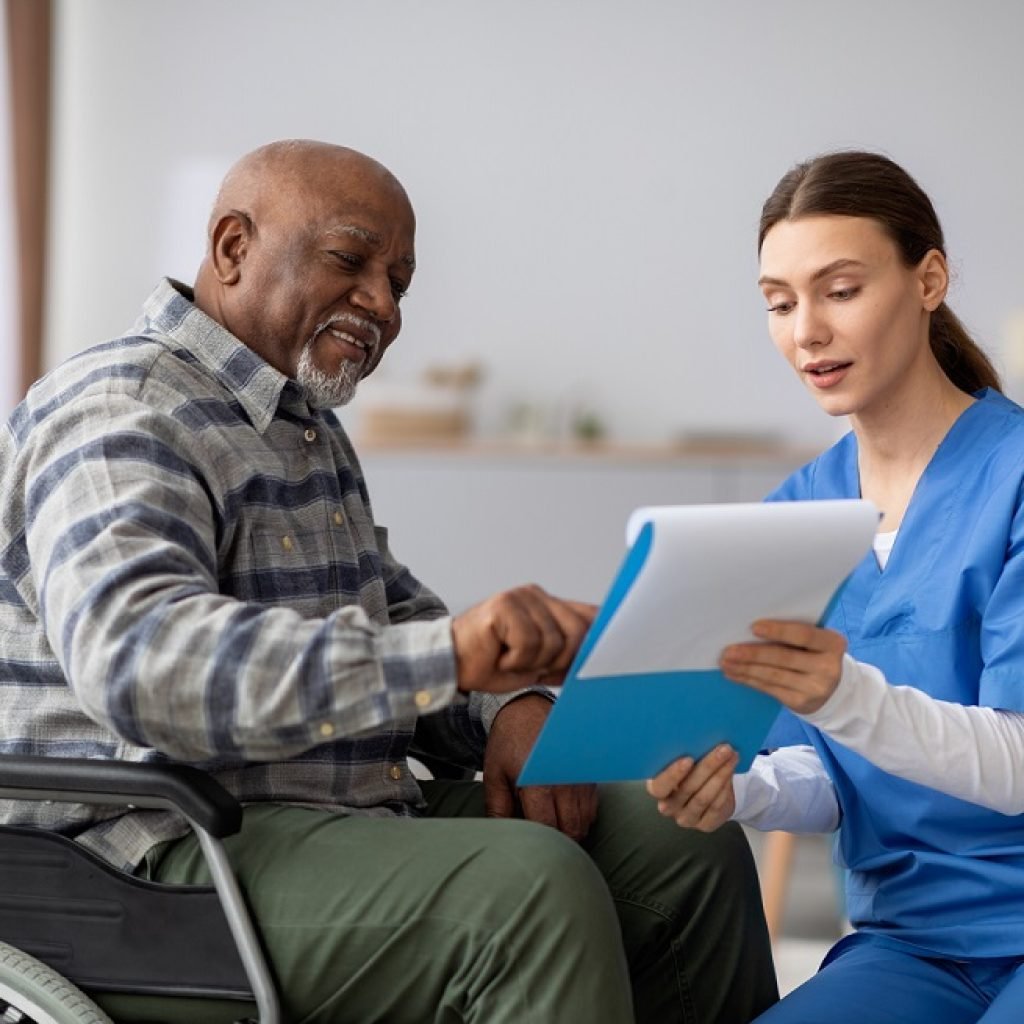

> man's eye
[390,279,410,300]
[330,251,362,268]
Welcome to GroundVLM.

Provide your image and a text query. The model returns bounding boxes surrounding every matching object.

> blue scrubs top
[766,389,1024,959]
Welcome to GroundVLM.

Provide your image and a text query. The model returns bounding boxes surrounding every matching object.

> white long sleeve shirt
[733,654,1024,832]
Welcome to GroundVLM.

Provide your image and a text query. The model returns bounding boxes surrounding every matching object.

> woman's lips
[804,362,852,389]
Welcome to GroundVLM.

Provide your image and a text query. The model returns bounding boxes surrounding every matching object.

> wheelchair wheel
[0,941,113,1024]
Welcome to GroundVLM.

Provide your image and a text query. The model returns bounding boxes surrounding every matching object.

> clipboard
[517,499,878,785]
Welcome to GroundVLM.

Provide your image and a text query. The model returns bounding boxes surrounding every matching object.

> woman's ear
[918,248,949,312]
[208,210,254,285]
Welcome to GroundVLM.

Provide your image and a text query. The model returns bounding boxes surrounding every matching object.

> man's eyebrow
[323,223,416,270]
[758,258,867,288]
[324,223,382,245]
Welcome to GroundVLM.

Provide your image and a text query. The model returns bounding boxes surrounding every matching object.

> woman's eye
[829,287,860,301]
[766,302,794,315]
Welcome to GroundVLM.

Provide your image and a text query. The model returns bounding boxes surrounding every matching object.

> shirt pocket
[241,524,338,608]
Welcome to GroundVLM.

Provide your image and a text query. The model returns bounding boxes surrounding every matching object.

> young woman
[648,151,1024,1022]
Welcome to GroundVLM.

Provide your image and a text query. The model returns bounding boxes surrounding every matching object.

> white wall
[46,0,1024,447]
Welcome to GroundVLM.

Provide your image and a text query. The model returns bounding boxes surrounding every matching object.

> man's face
[230,162,416,407]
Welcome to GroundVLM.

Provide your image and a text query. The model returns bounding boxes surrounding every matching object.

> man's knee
[482,818,620,931]
[453,820,635,1020]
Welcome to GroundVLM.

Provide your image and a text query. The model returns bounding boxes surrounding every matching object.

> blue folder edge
[517,519,845,786]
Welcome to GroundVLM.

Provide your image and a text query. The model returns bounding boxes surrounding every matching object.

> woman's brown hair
[758,151,1001,395]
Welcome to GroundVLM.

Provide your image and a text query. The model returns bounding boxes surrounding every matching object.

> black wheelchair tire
[0,940,113,1024]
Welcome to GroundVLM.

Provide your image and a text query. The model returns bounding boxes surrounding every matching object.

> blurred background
[4,0,1024,993]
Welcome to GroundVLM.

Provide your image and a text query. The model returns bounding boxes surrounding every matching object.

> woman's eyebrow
[758,258,867,288]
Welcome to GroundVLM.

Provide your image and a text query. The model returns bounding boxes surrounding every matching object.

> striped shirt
[0,278,504,870]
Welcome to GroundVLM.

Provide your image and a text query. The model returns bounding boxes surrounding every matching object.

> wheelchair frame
[0,755,280,1024]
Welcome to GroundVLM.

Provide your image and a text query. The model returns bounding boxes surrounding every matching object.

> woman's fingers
[719,620,847,714]
[646,756,695,800]
[649,745,738,832]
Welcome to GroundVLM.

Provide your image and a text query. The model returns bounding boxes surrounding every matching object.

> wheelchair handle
[0,755,242,837]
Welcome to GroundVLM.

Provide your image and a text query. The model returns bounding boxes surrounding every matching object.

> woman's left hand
[719,620,846,716]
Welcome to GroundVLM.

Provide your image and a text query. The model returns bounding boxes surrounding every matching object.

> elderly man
[0,140,776,1023]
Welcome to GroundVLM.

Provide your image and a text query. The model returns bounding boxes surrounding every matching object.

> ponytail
[930,303,1001,395]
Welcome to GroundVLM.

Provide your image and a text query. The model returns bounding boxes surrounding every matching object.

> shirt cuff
[478,686,557,733]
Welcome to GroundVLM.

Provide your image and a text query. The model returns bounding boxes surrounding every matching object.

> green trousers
[101,782,777,1024]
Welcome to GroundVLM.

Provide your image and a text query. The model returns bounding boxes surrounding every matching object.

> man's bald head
[206,141,411,249]
[193,140,417,406]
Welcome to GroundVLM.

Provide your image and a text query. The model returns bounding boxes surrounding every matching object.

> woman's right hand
[646,744,740,832]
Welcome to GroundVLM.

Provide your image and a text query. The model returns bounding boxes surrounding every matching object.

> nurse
[648,150,1024,1022]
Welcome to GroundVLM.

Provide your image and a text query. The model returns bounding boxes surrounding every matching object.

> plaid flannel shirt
[0,279,505,870]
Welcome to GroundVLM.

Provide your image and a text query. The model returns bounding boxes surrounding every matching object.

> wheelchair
[0,754,280,1023]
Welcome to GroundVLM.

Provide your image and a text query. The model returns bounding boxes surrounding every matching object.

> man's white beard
[296,340,364,408]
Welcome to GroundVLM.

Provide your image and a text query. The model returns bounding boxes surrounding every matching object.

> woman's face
[758,215,946,421]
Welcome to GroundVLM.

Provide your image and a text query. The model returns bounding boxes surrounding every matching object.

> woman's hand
[720,620,846,715]
[646,744,739,831]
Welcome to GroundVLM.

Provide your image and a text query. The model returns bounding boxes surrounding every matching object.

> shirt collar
[139,278,305,433]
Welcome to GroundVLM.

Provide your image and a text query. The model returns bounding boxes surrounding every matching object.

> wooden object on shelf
[355,363,480,446]
[359,406,470,445]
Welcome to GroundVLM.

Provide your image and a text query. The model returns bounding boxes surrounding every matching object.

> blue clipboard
[517,504,868,786]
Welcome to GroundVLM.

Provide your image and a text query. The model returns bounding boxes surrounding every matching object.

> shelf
[357,437,819,466]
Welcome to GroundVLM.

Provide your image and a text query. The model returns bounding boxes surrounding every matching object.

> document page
[580,500,878,677]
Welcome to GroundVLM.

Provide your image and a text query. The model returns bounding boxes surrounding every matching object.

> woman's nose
[792,301,829,349]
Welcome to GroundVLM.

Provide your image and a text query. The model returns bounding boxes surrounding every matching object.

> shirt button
[414,690,432,709]
[333,511,345,526]
[389,764,403,781]
[281,535,294,552]
[319,722,335,738]
[304,428,317,443]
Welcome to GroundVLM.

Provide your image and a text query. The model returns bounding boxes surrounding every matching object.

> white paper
[578,500,878,678]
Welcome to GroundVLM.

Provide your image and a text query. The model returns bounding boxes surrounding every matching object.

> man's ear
[208,210,254,285]
[917,248,949,312]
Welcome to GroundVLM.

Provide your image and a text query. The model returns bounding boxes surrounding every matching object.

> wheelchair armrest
[0,755,242,837]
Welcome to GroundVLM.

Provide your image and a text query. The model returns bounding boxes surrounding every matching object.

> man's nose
[793,301,829,349]
[350,272,397,324]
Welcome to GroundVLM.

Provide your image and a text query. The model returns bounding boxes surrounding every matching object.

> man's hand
[646,745,739,832]
[451,585,596,694]
[483,694,599,843]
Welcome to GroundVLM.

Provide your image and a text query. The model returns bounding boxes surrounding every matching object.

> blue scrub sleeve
[978,480,1024,712]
